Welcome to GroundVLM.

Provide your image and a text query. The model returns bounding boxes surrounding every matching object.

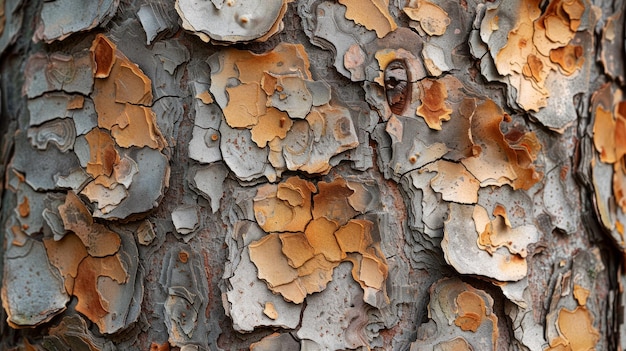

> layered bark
[0,0,624,350]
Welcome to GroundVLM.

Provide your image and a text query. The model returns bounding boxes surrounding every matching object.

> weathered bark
[0,0,624,350]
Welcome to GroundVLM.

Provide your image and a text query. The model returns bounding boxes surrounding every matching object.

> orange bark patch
[522,54,545,83]
[615,105,626,161]
[43,233,88,293]
[223,83,265,128]
[249,175,388,305]
[58,191,121,257]
[424,160,480,204]
[304,217,343,262]
[454,291,486,332]
[250,107,293,147]
[573,284,590,306]
[312,177,357,225]
[280,232,315,268]
[249,233,299,288]
[462,100,542,190]
[338,0,397,38]
[335,219,373,254]
[17,196,29,217]
[91,34,115,78]
[550,44,585,75]
[403,0,450,36]
[84,128,119,179]
[73,255,127,328]
[263,302,278,320]
[295,254,336,295]
[150,342,170,351]
[492,0,587,111]
[416,79,452,130]
[91,34,165,150]
[43,234,87,278]
[67,95,85,109]
[253,177,315,233]
[358,253,387,290]
[546,307,599,351]
[593,105,617,163]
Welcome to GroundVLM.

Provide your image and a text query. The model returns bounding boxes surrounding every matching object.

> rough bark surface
[0,0,625,350]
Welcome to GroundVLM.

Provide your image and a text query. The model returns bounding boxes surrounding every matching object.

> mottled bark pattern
[0,0,624,350]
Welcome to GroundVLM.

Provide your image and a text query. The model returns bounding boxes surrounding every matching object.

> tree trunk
[0,0,624,350]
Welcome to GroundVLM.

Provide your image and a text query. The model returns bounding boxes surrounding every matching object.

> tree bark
[0,0,624,350]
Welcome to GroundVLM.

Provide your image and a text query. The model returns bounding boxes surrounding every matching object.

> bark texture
[0,0,625,350]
